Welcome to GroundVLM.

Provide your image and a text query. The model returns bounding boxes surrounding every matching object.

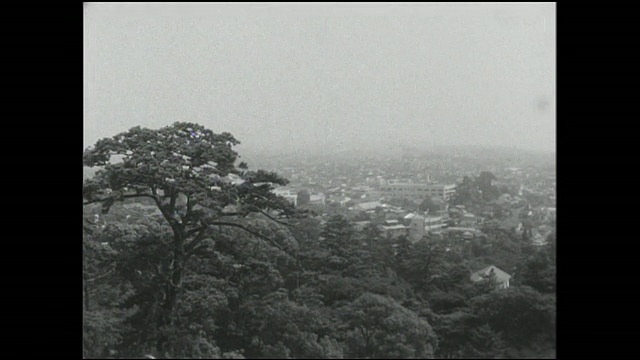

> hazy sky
[84,2,556,156]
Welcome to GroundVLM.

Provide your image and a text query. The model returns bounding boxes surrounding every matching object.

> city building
[350,201,383,212]
[424,215,444,231]
[328,196,352,207]
[354,221,372,231]
[532,233,548,246]
[427,184,457,201]
[408,215,426,242]
[407,214,445,241]
[460,213,477,227]
[309,193,326,205]
[379,183,456,201]
[470,265,512,289]
[273,188,298,206]
[382,222,408,239]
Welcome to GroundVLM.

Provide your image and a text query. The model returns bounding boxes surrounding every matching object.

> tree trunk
[163,228,185,315]
[157,225,186,353]
[161,191,185,317]
[166,247,184,310]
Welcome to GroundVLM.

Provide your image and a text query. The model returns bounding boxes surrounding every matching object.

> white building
[408,214,444,241]
[382,224,408,239]
[309,193,326,205]
[379,183,456,201]
[424,215,444,231]
[460,213,477,227]
[470,265,512,289]
[350,201,383,212]
[273,188,298,206]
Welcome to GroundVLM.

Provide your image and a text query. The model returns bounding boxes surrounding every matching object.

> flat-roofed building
[426,184,457,201]
[379,183,456,201]
[408,214,444,241]
[382,224,408,239]
[350,201,383,212]
[309,193,326,205]
[273,188,298,206]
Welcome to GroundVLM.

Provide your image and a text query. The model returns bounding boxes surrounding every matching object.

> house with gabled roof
[470,265,512,289]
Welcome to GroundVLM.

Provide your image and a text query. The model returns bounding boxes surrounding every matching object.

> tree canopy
[83,123,301,355]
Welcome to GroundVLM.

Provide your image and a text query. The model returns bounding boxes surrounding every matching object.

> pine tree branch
[86,267,116,282]
[259,210,292,227]
[83,193,158,206]
[186,225,207,238]
[185,226,210,254]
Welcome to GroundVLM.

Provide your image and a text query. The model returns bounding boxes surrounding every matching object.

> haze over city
[84,2,556,158]
[84,4,557,359]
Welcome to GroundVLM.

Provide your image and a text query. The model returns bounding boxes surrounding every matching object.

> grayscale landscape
[83,3,556,359]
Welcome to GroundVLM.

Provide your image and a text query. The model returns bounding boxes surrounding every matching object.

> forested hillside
[83,123,556,359]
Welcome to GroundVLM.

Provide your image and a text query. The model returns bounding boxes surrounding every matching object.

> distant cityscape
[236,145,556,250]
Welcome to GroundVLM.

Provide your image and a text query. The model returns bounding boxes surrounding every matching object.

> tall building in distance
[273,188,298,206]
[408,214,445,242]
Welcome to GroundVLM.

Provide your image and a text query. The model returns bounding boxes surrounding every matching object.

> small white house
[470,265,512,289]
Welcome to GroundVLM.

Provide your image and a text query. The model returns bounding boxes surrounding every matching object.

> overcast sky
[84,2,555,157]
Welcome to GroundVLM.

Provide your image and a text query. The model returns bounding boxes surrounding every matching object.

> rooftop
[351,201,383,211]
[470,265,511,283]
[383,225,407,230]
